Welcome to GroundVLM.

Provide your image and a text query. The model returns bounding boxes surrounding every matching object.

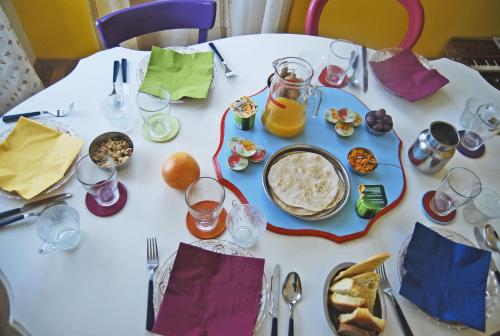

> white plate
[136,46,217,104]
[397,227,498,330]
[0,118,81,200]
[153,239,268,334]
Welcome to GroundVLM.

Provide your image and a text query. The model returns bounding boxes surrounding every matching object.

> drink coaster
[421,190,456,224]
[186,208,227,239]
[318,67,348,88]
[456,130,485,158]
[86,182,127,217]
[142,115,180,143]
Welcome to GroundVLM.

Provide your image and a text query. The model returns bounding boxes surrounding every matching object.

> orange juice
[261,96,306,137]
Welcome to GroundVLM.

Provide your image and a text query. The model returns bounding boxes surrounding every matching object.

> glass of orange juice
[262,57,322,138]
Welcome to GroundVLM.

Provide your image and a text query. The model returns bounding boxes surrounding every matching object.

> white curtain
[92,0,292,48]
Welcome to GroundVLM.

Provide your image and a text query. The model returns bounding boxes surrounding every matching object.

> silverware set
[376,263,414,336]
[270,265,303,336]
[146,237,159,331]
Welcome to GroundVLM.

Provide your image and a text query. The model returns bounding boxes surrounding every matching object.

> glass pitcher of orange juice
[262,57,322,138]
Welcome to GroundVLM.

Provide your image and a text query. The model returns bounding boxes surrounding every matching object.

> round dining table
[0,34,499,336]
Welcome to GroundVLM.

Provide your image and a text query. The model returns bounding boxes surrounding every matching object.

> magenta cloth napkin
[369,49,449,101]
[153,243,265,336]
[400,223,491,331]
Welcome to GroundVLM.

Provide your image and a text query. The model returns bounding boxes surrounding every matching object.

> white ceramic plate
[397,227,498,330]
[153,239,268,334]
[0,118,81,200]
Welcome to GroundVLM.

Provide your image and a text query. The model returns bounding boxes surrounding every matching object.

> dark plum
[375,109,386,118]
[366,115,376,125]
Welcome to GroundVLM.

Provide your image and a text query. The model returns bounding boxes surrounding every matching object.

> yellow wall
[10,0,500,60]
[12,0,100,59]
[287,0,500,58]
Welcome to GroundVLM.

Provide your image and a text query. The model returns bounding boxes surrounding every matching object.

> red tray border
[212,86,407,243]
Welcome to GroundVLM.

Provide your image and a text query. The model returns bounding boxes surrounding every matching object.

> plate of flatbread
[262,144,350,220]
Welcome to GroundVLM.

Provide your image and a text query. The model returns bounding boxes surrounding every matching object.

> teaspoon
[347,51,359,86]
[282,272,302,336]
[484,224,500,253]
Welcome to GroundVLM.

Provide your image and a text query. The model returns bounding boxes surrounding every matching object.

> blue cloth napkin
[400,222,491,331]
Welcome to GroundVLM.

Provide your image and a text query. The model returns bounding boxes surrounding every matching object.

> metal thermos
[408,121,460,174]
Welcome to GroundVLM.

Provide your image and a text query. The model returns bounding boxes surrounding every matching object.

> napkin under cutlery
[369,49,449,101]
[140,46,214,101]
[153,242,265,336]
[400,222,491,331]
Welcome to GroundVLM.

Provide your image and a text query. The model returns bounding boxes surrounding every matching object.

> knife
[362,46,368,92]
[270,264,280,336]
[121,58,129,95]
[0,193,72,220]
[474,226,500,284]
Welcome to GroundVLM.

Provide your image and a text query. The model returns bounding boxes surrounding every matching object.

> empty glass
[37,204,81,254]
[137,86,171,141]
[460,102,500,151]
[430,167,482,216]
[185,177,225,232]
[326,40,358,86]
[76,154,120,207]
[101,91,135,132]
[463,187,500,225]
[227,201,267,248]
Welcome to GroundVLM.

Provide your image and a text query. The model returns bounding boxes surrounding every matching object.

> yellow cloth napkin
[0,117,84,199]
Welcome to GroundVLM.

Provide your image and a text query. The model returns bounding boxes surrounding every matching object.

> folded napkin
[0,117,83,199]
[153,243,265,336]
[140,46,214,101]
[369,49,449,101]
[400,222,491,331]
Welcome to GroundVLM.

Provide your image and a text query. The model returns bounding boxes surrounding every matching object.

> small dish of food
[347,148,378,175]
[365,109,393,135]
[323,253,389,336]
[89,132,133,169]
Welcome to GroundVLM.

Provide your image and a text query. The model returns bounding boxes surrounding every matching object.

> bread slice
[338,323,375,336]
[338,308,386,332]
[330,278,370,303]
[333,253,390,282]
[352,272,380,312]
[330,293,367,313]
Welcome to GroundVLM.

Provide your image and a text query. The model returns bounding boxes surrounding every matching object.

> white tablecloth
[0,34,499,336]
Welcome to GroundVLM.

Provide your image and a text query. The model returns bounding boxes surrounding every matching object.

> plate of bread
[324,253,390,336]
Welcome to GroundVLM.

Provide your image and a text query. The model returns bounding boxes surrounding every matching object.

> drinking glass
[227,201,267,248]
[429,167,482,216]
[463,187,500,225]
[137,86,171,141]
[185,177,225,232]
[101,91,134,132]
[326,40,358,85]
[460,102,500,151]
[37,204,81,254]
[76,154,120,207]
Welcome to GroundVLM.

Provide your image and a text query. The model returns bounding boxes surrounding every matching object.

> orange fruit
[161,152,200,190]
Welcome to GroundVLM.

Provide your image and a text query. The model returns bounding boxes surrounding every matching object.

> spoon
[484,224,500,253]
[353,156,401,169]
[282,272,302,336]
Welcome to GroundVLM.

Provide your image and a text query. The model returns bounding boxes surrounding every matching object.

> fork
[209,42,238,79]
[2,102,75,123]
[146,237,159,331]
[109,60,120,96]
[376,264,414,336]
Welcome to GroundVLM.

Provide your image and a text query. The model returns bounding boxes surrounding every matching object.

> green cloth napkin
[140,46,214,101]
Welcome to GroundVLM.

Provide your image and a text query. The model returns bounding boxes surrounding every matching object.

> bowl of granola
[89,132,133,169]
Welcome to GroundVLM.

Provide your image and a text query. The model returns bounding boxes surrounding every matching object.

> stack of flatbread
[329,253,390,336]
[267,152,344,217]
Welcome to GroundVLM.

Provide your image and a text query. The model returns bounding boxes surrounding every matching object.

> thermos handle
[308,86,323,118]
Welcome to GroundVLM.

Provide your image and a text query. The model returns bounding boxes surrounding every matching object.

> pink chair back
[305,0,424,49]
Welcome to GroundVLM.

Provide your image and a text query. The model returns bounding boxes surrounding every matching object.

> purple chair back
[305,0,424,50]
[96,0,217,49]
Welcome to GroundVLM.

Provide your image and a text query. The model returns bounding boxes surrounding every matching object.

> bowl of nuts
[89,132,133,169]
